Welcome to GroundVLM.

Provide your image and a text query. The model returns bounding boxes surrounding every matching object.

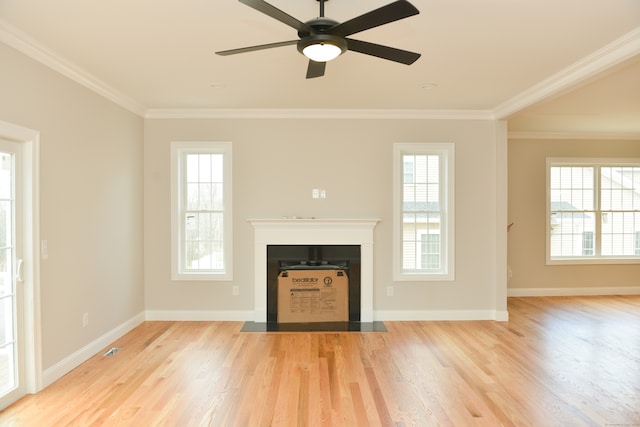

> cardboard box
[277,269,348,323]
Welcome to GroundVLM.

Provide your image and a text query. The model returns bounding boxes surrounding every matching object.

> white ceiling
[1,0,639,133]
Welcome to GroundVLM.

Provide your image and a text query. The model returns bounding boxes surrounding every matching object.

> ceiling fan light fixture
[298,35,347,62]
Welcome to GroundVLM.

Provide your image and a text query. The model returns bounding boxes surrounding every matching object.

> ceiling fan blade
[215,40,298,56]
[306,60,326,79]
[239,0,314,34]
[329,0,419,38]
[346,38,421,65]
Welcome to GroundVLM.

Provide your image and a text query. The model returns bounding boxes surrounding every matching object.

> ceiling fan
[216,0,421,79]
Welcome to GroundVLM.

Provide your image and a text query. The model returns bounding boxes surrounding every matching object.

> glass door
[0,139,24,409]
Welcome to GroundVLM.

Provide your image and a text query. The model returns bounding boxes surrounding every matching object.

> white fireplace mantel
[249,218,380,323]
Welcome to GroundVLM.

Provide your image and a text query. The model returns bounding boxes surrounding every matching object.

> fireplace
[249,219,379,325]
[267,244,361,323]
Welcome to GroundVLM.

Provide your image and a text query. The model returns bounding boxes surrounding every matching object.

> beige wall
[144,118,507,317]
[508,138,640,291]
[0,43,145,369]
[0,38,509,375]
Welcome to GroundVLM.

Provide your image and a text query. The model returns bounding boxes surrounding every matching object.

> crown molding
[0,19,146,117]
[509,131,640,141]
[3,15,637,125]
[144,108,495,120]
[494,26,640,119]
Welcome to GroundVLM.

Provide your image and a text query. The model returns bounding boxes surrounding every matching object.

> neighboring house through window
[171,141,233,280]
[547,158,640,264]
[393,143,454,281]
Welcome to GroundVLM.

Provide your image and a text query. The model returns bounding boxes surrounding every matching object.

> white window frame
[393,142,455,281]
[171,141,233,281]
[546,157,640,265]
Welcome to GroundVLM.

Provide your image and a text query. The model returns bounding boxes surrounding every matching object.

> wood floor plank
[1,296,640,426]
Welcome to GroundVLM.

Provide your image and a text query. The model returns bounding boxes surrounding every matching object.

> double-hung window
[547,158,640,264]
[171,142,232,280]
[393,143,455,281]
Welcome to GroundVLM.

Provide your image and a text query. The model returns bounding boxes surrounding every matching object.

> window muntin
[171,142,232,280]
[547,159,640,264]
[394,143,454,281]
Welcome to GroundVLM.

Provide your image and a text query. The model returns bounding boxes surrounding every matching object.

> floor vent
[103,347,121,357]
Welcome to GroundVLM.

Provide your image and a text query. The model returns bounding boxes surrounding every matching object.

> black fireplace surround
[267,244,361,324]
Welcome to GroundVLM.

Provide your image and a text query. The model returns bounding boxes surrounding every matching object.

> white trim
[145,310,253,321]
[3,15,637,123]
[249,219,379,323]
[508,286,640,297]
[546,157,640,264]
[0,19,145,117]
[375,310,508,321]
[494,27,640,119]
[393,143,455,281]
[41,312,144,389]
[0,121,41,396]
[509,131,640,141]
[495,121,509,320]
[144,108,494,120]
[170,141,233,281]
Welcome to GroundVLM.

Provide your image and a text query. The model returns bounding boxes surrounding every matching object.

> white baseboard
[144,310,254,321]
[508,286,640,297]
[41,312,145,390]
[374,309,508,321]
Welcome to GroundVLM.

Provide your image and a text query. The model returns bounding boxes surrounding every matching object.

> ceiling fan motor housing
[297,34,348,57]
[297,18,347,59]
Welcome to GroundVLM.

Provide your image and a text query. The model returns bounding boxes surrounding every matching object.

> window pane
[402,153,442,272]
[186,154,199,182]
[550,212,596,257]
[421,233,440,269]
[184,210,225,271]
[0,295,15,346]
[601,211,640,256]
[0,201,11,248]
[550,167,594,211]
[198,155,212,182]
[601,167,640,211]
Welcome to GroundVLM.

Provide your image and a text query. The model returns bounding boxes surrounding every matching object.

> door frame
[0,120,41,396]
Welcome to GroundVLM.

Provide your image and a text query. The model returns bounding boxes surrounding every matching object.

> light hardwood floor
[1,296,639,426]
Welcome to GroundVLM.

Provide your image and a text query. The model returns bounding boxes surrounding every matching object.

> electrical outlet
[232,286,239,296]
[387,286,394,297]
[82,312,89,327]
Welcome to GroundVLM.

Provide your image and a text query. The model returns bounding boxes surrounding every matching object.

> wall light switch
[312,189,320,199]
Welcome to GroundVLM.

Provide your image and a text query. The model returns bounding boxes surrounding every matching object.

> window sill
[171,272,233,282]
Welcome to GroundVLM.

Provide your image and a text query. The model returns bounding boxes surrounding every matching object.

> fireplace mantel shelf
[249,218,380,227]
[250,218,380,323]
